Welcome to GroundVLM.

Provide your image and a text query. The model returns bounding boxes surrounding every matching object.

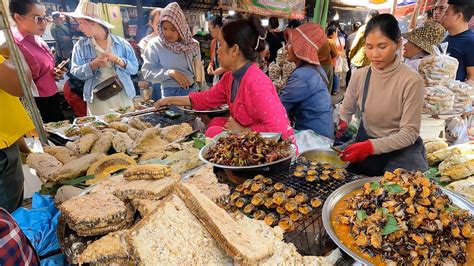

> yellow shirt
[0,55,35,149]
[349,25,371,68]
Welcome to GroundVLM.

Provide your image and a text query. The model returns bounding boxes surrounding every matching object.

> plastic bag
[418,43,459,87]
[446,116,470,144]
[295,129,334,154]
[12,193,62,258]
[335,56,349,74]
[446,80,473,112]
[424,86,455,115]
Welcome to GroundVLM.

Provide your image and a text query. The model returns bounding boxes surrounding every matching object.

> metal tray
[198,132,296,171]
[322,177,474,265]
[176,104,229,115]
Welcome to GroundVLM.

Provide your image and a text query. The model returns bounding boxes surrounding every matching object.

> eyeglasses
[22,15,51,25]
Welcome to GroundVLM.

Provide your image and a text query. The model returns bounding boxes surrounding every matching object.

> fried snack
[75,133,99,154]
[86,153,136,182]
[79,125,99,136]
[90,131,114,154]
[123,164,172,181]
[126,127,142,141]
[26,153,62,181]
[160,123,193,142]
[128,117,152,131]
[132,127,169,154]
[138,151,167,163]
[131,199,161,217]
[51,153,105,182]
[441,159,474,180]
[112,132,134,154]
[425,139,449,154]
[42,145,77,164]
[186,164,230,202]
[60,193,131,235]
[108,122,129,132]
[128,195,233,265]
[113,176,178,200]
[64,126,80,137]
[103,113,121,123]
[78,230,131,265]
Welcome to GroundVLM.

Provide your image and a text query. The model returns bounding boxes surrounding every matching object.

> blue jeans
[163,85,198,97]
[151,83,162,101]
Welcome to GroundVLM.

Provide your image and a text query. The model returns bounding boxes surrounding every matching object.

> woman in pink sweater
[154,16,294,140]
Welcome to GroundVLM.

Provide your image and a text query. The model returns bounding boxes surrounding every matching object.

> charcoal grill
[137,110,196,127]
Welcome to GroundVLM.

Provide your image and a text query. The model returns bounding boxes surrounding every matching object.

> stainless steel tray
[322,177,474,265]
[176,104,229,115]
[198,132,295,171]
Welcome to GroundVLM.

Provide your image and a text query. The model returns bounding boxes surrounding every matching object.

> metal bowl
[298,149,348,168]
[198,132,296,171]
[322,177,474,265]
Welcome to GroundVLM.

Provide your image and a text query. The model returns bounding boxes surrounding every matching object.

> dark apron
[347,69,428,177]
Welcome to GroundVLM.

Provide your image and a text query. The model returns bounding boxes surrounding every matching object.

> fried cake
[26,153,62,181]
[51,153,105,182]
[78,230,132,264]
[123,164,172,181]
[43,145,78,164]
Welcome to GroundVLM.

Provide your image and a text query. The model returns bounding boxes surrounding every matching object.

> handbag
[93,75,123,101]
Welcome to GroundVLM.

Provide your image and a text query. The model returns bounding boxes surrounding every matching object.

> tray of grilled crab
[224,174,324,233]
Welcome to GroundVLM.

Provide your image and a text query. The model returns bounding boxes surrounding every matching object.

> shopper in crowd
[318,33,337,93]
[279,23,333,139]
[154,15,294,140]
[9,0,66,123]
[345,21,361,85]
[50,11,73,64]
[138,8,162,101]
[349,10,379,69]
[0,53,34,213]
[337,14,427,177]
[327,25,344,95]
[441,0,474,82]
[207,15,225,85]
[66,0,138,115]
[402,22,446,71]
[142,2,201,97]
[433,0,449,23]
[265,17,285,63]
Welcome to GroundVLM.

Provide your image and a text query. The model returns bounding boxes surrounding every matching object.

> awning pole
[391,0,399,15]
[0,0,48,145]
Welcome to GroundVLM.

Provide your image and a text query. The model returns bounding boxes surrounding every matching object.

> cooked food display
[103,113,121,123]
[182,104,229,112]
[64,126,80,137]
[204,132,292,166]
[113,106,134,114]
[225,174,322,232]
[292,161,348,183]
[74,116,97,125]
[44,120,70,130]
[333,169,473,265]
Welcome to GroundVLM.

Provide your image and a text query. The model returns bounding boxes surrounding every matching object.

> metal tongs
[120,106,168,118]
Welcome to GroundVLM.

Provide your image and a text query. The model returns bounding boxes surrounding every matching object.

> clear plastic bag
[335,56,349,74]
[446,80,473,112]
[418,43,459,87]
[424,86,455,115]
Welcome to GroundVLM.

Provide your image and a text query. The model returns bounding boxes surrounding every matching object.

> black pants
[0,143,24,213]
[348,123,428,177]
[34,93,65,123]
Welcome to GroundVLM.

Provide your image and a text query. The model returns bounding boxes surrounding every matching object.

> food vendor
[154,15,294,140]
[337,14,428,176]
[279,23,334,139]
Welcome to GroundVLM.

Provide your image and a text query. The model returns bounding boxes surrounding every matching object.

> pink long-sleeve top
[13,28,58,97]
[189,63,294,140]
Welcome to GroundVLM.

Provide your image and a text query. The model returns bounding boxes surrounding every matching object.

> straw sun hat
[63,0,114,29]
[284,23,327,65]
[402,22,445,55]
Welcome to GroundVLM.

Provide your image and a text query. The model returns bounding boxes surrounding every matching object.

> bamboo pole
[313,0,320,23]
[409,0,424,30]
[0,1,48,144]
[321,0,330,30]
[391,0,398,15]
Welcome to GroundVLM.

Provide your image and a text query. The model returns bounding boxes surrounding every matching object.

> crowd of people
[1,0,473,215]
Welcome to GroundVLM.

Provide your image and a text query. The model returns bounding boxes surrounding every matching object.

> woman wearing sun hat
[65,0,139,116]
[142,2,201,98]
[279,23,334,139]
[402,21,446,71]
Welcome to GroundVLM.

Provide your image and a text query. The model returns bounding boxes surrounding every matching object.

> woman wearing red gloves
[336,14,428,177]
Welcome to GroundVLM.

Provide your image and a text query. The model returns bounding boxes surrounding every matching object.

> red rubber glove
[336,120,348,139]
[340,140,374,163]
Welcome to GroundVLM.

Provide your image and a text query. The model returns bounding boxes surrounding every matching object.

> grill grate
[138,110,196,127]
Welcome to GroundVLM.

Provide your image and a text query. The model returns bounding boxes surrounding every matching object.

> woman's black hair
[208,15,223,28]
[9,0,40,19]
[287,19,301,29]
[364,13,401,43]
[221,14,266,61]
[326,25,337,37]
[268,17,279,30]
